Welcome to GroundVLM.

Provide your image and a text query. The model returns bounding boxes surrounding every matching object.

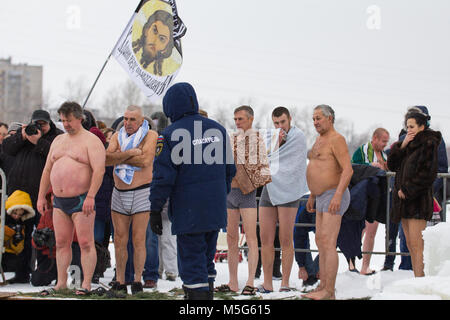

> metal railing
[239,172,450,258]
[0,168,7,284]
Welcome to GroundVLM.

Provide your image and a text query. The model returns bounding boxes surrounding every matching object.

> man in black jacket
[2,109,63,283]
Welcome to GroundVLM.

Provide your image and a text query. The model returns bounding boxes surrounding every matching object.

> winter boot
[186,288,213,300]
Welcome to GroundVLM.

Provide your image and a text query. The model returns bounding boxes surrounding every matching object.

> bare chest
[52,137,89,165]
[308,138,333,161]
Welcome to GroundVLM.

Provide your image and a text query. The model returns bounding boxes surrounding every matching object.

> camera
[25,121,42,136]
[32,227,56,249]
[11,224,24,245]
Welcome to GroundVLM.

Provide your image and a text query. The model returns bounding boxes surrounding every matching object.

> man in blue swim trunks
[37,102,106,295]
[304,105,353,300]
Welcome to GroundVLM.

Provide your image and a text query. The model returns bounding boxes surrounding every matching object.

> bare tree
[98,79,153,124]
[61,76,90,104]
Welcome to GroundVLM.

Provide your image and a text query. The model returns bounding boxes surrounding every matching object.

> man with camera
[2,109,63,283]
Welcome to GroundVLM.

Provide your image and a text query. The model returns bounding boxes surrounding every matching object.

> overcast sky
[1,0,449,144]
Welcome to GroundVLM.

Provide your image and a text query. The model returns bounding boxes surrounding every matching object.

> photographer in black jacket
[2,109,63,283]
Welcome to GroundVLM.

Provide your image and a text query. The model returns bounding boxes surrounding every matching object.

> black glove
[150,210,163,235]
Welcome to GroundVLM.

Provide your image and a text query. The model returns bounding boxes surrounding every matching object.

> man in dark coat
[2,109,63,283]
[149,82,236,300]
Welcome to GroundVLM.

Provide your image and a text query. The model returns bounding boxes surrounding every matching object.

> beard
[141,48,157,68]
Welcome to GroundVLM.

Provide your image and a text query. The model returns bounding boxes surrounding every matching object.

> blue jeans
[143,221,159,281]
[398,223,412,270]
[383,222,412,270]
[94,218,106,244]
[124,222,160,282]
[294,202,319,277]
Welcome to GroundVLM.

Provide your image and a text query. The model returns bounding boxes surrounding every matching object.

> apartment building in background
[0,57,43,124]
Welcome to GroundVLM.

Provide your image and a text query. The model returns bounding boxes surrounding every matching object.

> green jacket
[351,141,386,165]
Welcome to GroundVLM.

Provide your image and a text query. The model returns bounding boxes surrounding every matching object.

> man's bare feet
[302,288,336,300]
[360,269,376,276]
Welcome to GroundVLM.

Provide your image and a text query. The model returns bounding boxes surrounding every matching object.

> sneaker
[303,275,319,287]
[106,282,128,298]
[131,282,143,295]
[143,279,157,289]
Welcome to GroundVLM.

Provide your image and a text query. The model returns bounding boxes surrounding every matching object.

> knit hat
[5,190,36,221]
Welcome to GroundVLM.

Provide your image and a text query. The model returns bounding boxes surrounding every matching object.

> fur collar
[408,129,441,150]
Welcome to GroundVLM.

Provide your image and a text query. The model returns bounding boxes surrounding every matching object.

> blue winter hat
[414,106,429,116]
[407,106,431,127]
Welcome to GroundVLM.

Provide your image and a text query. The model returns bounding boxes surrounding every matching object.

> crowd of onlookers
[0,99,448,300]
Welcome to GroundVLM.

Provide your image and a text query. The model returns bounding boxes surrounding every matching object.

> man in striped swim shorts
[105,105,158,297]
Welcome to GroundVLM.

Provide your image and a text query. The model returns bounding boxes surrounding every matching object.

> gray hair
[126,105,143,115]
[314,104,335,123]
[234,105,254,118]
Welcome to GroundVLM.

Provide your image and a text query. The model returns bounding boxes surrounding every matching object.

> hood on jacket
[5,190,36,221]
[163,82,199,123]
[150,111,170,134]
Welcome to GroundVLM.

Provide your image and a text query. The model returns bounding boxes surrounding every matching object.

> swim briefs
[258,185,301,208]
[227,188,257,210]
[53,193,92,216]
[315,188,350,215]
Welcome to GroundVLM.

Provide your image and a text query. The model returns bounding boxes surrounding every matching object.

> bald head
[371,128,390,152]
[124,105,144,135]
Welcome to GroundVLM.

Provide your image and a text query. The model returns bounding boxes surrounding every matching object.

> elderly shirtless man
[106,105,158,296]
[303,105,353,300]
[37,102,106,295]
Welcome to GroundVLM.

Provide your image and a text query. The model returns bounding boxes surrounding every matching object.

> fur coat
[387,129,442,223]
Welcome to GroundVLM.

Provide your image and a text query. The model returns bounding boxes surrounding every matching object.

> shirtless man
[303,105,353,300]
[37,102,106,294]
[106,105,158,296]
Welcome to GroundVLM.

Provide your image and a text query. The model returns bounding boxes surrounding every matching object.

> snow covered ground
[2,222,450,300]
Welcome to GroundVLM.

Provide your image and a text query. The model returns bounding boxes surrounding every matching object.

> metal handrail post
[385,172,393,256]
[0,168,7,283]
[442,174,447,223]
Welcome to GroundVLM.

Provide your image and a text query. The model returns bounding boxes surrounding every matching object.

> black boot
[209,281,215,300]
[186,288,213,300]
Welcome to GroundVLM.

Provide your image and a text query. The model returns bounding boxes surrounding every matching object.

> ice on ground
[2,223,450,300]
[373,222,450,300]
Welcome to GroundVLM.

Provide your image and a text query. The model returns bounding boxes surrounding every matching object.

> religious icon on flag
[112,0,186,101]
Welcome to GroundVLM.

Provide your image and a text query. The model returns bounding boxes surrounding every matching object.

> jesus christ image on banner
[132,1,182,77]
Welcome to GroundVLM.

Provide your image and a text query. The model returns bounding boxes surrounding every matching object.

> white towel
[114,119,149,185]
[265,126,309,205]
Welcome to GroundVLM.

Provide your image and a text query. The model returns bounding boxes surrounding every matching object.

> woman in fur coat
[387,109,442,277]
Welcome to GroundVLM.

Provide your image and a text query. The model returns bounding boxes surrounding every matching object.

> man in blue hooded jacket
[149,82,236,300]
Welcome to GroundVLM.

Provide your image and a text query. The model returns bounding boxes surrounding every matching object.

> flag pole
[82,53,112,109]
[82,0,145,109]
